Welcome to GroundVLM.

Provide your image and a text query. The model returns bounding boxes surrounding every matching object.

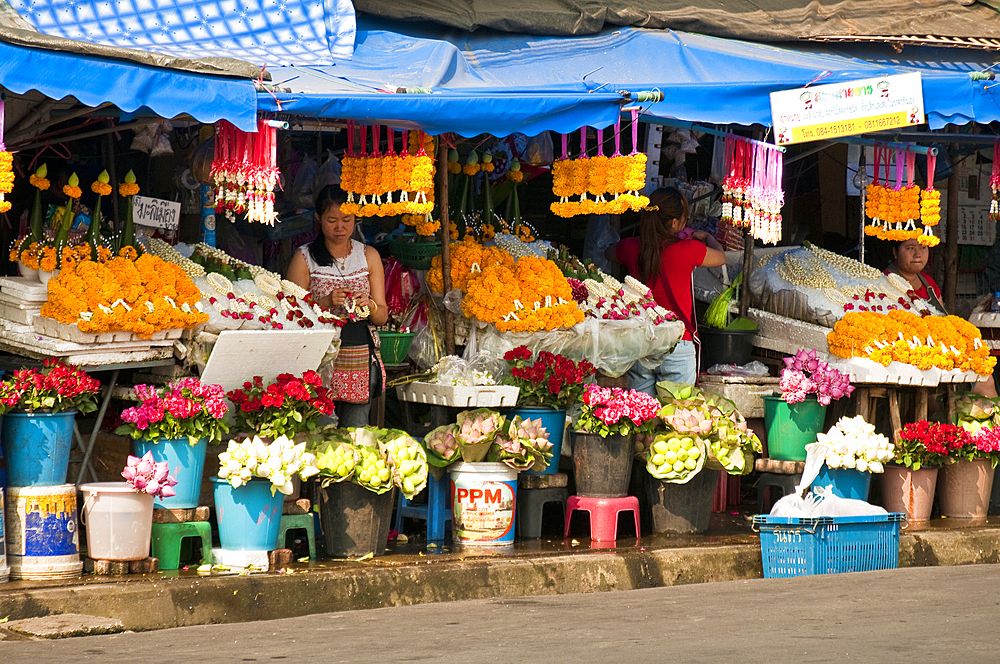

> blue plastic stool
[394,472,451,541]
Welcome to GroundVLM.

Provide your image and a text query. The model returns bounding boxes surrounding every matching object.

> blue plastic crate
[752,513,906,578]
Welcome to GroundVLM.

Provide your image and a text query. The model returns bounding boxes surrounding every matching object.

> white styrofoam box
[698,376,780,419]
[748,308,831,352]
[0,276,48,302]
[970,311,1000,328]
[396,382,520,408]
[0,302,40,326]
[211,548,269,572]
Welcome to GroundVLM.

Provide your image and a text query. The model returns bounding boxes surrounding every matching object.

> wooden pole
[437,139,456,355]
[738,228,753,318]
[943,142,959,313]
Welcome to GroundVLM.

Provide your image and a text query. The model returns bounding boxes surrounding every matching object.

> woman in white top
[287,186,389,427]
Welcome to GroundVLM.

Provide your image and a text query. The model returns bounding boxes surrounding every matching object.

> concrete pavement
[0,518,999,635]
[1,565,999,661]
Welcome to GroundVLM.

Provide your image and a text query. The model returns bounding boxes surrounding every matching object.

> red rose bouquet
[504,345,595,410]
[227,371,335,438]
[896,421,969,470]
[0,358,100,414]
[116,378,229,445]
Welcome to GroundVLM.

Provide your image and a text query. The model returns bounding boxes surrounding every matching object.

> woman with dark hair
[287,185,389,426]
[606,187,727,392]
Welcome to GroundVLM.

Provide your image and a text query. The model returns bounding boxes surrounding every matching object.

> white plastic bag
[769,442,887,518]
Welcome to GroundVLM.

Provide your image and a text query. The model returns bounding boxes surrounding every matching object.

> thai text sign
[133,195,181,230]
[770,73,924,145]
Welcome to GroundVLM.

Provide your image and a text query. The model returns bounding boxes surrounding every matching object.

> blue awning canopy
[0,38,259,130]
[259,18,1000,135]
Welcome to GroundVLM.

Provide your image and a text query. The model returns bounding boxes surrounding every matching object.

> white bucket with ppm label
[5,485,83,580]
[0,487,9,582]
[80,482,154,561]
[449,462,517,545]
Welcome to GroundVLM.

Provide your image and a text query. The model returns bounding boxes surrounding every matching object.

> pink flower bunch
[779,349,853,405]
[974,428,1000,455]
[122,451,178,499]
[117,378,229,444]
[578,384,661,436]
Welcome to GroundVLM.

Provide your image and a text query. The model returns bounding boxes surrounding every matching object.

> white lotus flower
[869,461,884,473]
[842,455,857,469]
[856,458,869,473]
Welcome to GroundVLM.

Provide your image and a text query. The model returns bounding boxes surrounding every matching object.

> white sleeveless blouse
[299,239,370,317]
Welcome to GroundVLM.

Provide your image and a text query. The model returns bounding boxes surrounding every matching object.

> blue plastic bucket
[134,437,208,509]
[1,411,76,487]
[508,407,566,475]
[5,484,83,580]
[813,466,872,501]
[0,487,8,580]
[449,462,517,546]
[211,477,284,551]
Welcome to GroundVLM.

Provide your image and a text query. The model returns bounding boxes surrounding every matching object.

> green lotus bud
[448,149,460,163]
[68,172,79,187]
[124,169,136,184]
[481,151,493,164]
[36,164,47,178]
[510,158,521,172]
[98,169,110,184]
[466,151,479,165]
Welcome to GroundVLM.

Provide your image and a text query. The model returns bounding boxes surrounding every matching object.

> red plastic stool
[564,495,641,542]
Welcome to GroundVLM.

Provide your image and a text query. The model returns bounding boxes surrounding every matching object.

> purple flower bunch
[779,349,854,406]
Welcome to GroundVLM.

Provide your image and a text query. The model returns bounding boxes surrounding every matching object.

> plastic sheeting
[354,0,1000,42]
[261,18,1000,133]
[7,0,356,65]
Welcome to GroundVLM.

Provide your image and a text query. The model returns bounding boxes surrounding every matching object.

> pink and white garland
[721,135,784,245]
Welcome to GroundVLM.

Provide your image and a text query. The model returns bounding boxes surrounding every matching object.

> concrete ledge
[0,526,998,633]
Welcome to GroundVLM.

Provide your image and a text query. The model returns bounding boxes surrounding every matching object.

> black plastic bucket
[317,481,395,558]
[699,328,756,370]
[644,468,718,534]
[571,431,634,498]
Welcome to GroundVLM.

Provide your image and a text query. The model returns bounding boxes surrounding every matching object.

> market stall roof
[0,0,262,130]
[259,18,1000,134]
[354,0,1000,44]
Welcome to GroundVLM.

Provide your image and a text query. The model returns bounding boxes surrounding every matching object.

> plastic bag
[384,258,421,322]
[769,442,888,518]
[312,152,342,192]
[706,360,770,377]
[467,351,508,384]
[408,322,443,370]
[290,157,319,208]
[434,356,471,385]
[583,215,619,273]
[517,131,554,166]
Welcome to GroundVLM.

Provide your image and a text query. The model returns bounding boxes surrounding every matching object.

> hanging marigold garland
[0,98,12,214]
[210,120,281,225]
[340,122,436,217]
[550,109,649,218]
[864,144,939,246]
[720,134,784,245]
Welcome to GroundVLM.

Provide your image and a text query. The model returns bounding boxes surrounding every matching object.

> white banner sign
[771,72,925,145]
[133,195,181,230]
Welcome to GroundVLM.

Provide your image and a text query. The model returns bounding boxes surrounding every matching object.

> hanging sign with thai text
[770,73,924,145]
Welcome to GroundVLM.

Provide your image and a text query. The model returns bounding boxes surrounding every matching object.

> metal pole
[437,139,455,355]
[858,147,867,265]
[944,141,960,313]
[12,118,160,151]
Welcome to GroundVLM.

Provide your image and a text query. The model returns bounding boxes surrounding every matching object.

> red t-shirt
[616,237,707,340]
[882,269,942,302]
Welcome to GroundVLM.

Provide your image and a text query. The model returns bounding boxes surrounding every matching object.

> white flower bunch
[816,415,894,474]
[218,435,319,495]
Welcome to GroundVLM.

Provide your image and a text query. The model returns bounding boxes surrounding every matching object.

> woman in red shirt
[607,187,727,392]
[884,237,945,312]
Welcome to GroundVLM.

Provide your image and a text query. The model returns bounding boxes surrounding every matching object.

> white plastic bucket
[449,462,518,545]
[0,488,9,582]
[80,482,154,561]
[5,485,83,580]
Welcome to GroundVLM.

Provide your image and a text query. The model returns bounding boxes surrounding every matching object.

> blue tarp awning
[0,38,258,130]
[258,18,1000,135]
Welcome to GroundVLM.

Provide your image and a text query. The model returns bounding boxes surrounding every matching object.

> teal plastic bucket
[507,407,566,475]
[1,411,76,486]
[762,395,827,462]
[813,466,872,501]
[211,477,284,551]
[134,437,208,509]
